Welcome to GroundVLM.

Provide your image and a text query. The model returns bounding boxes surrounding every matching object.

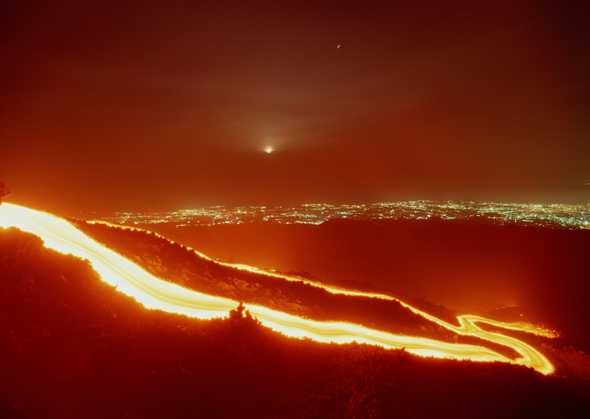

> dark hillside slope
[0,228,588,418]
[145,219,590,350]
[76,221,458,343]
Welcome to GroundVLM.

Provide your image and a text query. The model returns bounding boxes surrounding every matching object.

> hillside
[74,219,590,378]
[1,227,589,418]
[141,218,590,351]
[76,221,458,343]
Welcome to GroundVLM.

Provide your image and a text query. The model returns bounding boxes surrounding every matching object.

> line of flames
[1,203,555,374]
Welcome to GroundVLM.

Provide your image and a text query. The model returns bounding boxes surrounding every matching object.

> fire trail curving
[1,203,555,374]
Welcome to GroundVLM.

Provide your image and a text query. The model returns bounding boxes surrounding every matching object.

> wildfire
[1,203,555,374]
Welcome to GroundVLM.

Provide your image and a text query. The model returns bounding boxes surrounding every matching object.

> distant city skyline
[90,200,590,230]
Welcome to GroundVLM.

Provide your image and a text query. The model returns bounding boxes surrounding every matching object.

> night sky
[2,2,589,213]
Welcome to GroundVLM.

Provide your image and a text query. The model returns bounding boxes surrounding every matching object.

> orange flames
[2,203,555,374]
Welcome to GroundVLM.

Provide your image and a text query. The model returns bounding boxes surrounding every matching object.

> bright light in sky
[264,145,274,154]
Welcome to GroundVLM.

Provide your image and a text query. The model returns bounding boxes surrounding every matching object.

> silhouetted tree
[230,302,254,320]
[229,302,260,325]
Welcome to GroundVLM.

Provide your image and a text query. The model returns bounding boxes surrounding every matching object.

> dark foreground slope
[145,219,590,351]
[76,221,464,344]
[1,228,589,419]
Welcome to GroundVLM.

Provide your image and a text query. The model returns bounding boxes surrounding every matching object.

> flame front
[1,203,555,374]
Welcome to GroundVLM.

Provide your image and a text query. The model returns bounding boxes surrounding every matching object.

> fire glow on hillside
[0,203,555,374]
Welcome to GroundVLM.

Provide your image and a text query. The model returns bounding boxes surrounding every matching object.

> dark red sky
[2,1,589,213]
